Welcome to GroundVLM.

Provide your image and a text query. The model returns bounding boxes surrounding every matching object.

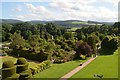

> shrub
[2,66,16,79]
[3,74,20,80]
[19,69,32,80]
[30,60,51,75]
[2,61,19,80]
[80,55,86,60]
[17,63,29,73]
[17,58,27,65]
[30,68,38,75]
[16,58,32,80]
[2,61,14,68]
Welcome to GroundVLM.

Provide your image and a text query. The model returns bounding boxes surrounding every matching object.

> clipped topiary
[2,61,14,68]
[2,60,20,80]
[16,57,28,73]
[16,57,32,80]
[17,58,27,65]
[3,74,20,80]
[17,63,29,73]
[19,69,32,80]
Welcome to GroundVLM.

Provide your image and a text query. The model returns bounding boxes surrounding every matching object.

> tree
[77,32,86,41]
[28,35,40,52]
[87,36,96,54]
[2,23,13,41]
[101,36,110,49]
[109,38,118,51]
[10,32,25,49]
[63,32,74,40]
[75,42,92,59]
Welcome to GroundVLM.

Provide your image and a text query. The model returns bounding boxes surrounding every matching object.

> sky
[1,0,119,22]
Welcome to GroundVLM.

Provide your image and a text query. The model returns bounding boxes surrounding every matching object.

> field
[71,21,87,24]
[0,56,38,69]
[33,58,90,78]
[70,49,118,78]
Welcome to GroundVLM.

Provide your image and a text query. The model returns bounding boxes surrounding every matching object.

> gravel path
[59,57,97,80]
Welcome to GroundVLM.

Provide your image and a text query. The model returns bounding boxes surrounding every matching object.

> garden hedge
[30,60,51,75]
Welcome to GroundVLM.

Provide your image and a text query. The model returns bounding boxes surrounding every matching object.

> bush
[2,61,19,80]
[80,55,86,60]
[17,63,29,73]
[30,60,51,75]
[3,74,20,80]
[2,61,14,68]
[16,58,32,80]
[19,69,32,80]
[17,58,27,65]
[30,68,38,75]
[2,66,16,79]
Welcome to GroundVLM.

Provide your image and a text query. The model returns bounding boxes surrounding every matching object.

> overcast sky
[1,0,119,22]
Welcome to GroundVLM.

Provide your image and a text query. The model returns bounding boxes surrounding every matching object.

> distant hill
[0,19,23,24]
[0,19,115,27]
[88,21,114,25]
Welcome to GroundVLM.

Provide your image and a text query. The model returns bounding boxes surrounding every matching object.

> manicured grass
[33,59,89,78]
[0,56,38,69]
[70,49,118,78]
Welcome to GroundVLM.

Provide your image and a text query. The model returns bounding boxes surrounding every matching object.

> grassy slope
[33,59,89,78]
[71,49,118,78]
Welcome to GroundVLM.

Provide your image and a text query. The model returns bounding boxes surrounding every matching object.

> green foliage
[17,58,27,65]
[63,32,74,40]
[19,69,32,80]
[17,63,29,73]
[4,74,20,80]
[28,35,40,52]
[2,61,14,68]
[10,32,25,49]
[30,60,51,75]
[75,42,92,58]
[2,66,17,79]
[101,37,118,54]
[80,55,86,60]
[77,32,86,41]
[101,36,110,49]
[16,58,32,80]
[2,60,19,80]
[87,34,98,54]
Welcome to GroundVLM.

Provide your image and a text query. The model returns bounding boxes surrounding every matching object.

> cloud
[15,15,24,19]
[25,3,49,14]
[11,1,118,22]
[49,0,118,21]
[12,7,22,12]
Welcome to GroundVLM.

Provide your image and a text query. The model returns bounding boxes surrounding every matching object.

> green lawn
[70,49,118,78]
[0,56,38,69]
[33,59,89,78]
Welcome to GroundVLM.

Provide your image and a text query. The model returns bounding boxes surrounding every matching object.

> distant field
[67,27,81,32]
[70,49,118,78]
[0,56,38,69]
[71,21,87,24]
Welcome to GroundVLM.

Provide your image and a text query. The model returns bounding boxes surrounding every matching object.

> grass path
[33,58,90,78]
[60,57,97,80]
[70,49,118,78]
